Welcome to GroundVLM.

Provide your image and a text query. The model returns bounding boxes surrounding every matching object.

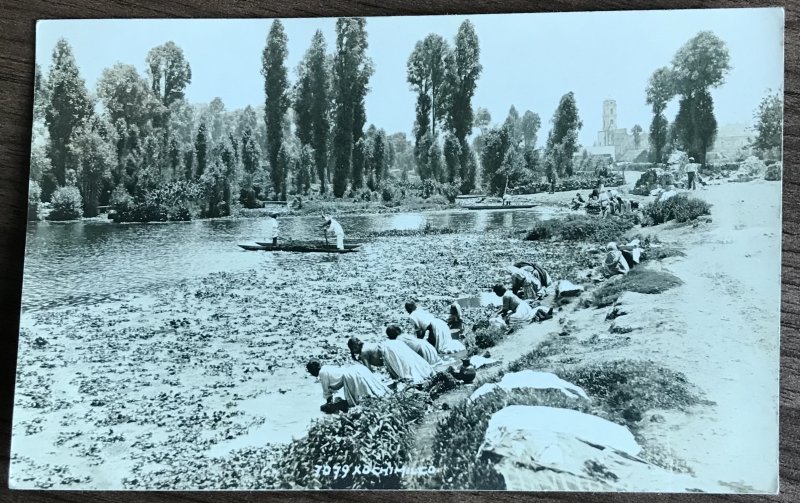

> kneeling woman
[306,359,389,410]
[349,335,433,384]
[387,325,440,366]
[405,302,466,354]
[492,284,553,328]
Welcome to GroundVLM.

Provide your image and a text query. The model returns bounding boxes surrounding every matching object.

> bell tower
[602,99,617,146]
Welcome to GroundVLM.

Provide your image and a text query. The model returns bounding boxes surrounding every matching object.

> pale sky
[36,8,784,147]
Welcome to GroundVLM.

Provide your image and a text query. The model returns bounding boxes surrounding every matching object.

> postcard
[11,8,783,492]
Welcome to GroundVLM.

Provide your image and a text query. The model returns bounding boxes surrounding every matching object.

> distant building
[593,99,649,162]
[592,98,750,163]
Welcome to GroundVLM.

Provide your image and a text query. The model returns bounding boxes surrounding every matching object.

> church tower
[602,99,617,146]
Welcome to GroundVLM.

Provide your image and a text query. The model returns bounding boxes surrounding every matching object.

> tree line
[29,21,777,222]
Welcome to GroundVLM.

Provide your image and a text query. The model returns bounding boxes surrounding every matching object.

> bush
[274,390,428,489]
[112,183,197,223]
[28,180,41,221]
[421,387,594,490]
[46,186,83,221]
[525,214,637,244]
[643,194,710,225]
[591,269,683,307]
[632,168,675,196]
[765,163,782,181]
[561,359,710,421]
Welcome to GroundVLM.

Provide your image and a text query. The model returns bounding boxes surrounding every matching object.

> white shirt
[327,218,344,237]
[409,309,436,331]
[265,218,278,239]
[318,365,345,401]
[685,163,699,173]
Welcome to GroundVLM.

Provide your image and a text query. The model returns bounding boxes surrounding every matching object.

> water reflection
[22,208,542,312]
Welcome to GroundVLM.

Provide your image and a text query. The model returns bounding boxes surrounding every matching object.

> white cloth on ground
[381,339,434,383]
[469,370,589,402]
[319,364,389,406]
[399,334,440,365]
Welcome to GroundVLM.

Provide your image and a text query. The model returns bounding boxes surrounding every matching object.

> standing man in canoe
[265,213,279,246]
[321,214,345,250]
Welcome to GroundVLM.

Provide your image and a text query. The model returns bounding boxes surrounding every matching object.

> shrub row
[516,174,624,195]
[525,214,637,244]
[642,194,711,225]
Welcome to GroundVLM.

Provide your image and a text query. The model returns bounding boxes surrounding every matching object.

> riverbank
[10,178,780,491]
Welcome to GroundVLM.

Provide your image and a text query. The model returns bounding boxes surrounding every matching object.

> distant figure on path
[322,214,345,250]
[686,157,699,190]
[405,301,466,354]
[265,213,279,246]
[306,359,389,411]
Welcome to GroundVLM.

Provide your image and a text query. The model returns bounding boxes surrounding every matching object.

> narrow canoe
[238,243,359,253]
[466,204,538,210]
[255,241,362,250]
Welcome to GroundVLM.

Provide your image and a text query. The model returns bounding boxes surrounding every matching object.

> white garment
[319,364,389,406]
[381,339,434,383]
[408,309,465,354]
[502,291,537,326]
[265,218,278,239]
[399,334,440,365]
[327,218,344,250]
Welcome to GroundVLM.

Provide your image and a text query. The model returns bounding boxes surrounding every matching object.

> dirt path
[406,179,781,492]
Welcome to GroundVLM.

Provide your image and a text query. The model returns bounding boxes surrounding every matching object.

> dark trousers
[687,172,696,190]
[272,237,278,245]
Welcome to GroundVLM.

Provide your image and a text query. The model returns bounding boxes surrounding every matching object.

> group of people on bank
[305,262,556,413]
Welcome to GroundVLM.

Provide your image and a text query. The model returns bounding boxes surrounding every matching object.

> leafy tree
[444,20,481,169]
[631,124,643,148]
[44,38,94,199]
[294,144,313,195]
[351,137,367,190]
[544,92,583,178]
[372,129,387,185]
[262,20,291,200]
[146,41,192,109]
[207,97,227,144]
[194,122,208,179]
[412,93,433,179]
[293,31,331,192]
[460,146,478,194]
[751,89,783,160]
[670,31,730,165]
[69,117,117,217]
[443,133,461,183]
[473,107,491,134]
[520,110,541,149]
[481,126,511,195]
[275,143,291,200]
[504,105,522,146]
[332,18,373,197]
[47,186,83,220]
[671,31,731,97]
[646,67,675,163]
[428,140,444,182]
[407,34,451,138]
[30,145,50,184]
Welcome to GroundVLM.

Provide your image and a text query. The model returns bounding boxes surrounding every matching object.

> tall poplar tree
[262,20,291,199]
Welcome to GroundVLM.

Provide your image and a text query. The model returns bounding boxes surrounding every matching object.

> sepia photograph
[10,7,784,492]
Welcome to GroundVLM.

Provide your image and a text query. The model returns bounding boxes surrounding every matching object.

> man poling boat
[265,213,279,246]
[321,213,345,250]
